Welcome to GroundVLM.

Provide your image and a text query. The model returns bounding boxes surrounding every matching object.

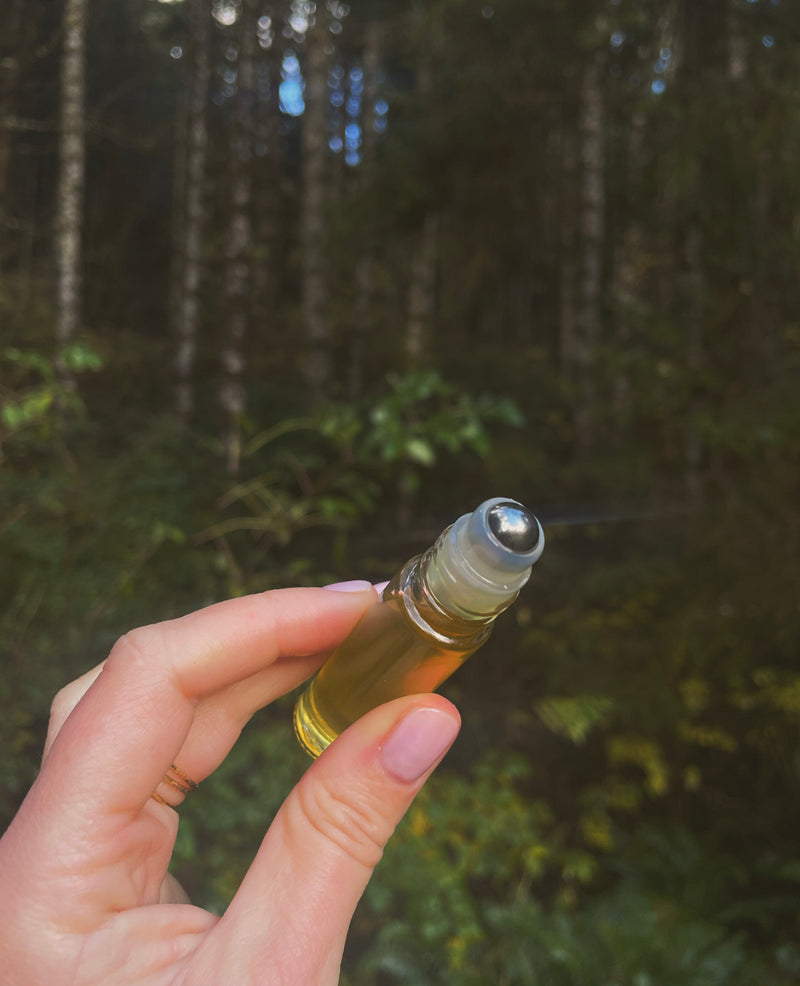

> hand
[0,585,461,985]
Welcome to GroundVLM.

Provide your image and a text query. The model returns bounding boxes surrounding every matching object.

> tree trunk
[348,19,383,400]
[220,0,257,476]
[405,212,439,368]
[301,15,331,407]
[611,109,647,433]
[0,0,47,269]
[55,0,89,392]
[558,122,578,375]
[0,0,25,264]
[684,224,704,501]
[573,49,606,449]
[251,44,282,339]
[404,24,438,372]
[174,0,211,424]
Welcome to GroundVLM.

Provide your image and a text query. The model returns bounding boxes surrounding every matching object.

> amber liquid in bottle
[293,555,493,758]
[293,497,543,758]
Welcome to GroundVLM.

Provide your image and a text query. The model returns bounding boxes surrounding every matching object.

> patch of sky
[345,121,361,167]
[288,11,309,35]
[375,100,388,117]
[169,46,182,60]
[280,51,305,116]
[654,52,671,73]
[610,30,625,51]
[651,79,665,95]
[344,64,363,164]
[212,1,238,27]
[762,34,775,48]
[257,15,273,49]
[329,136,343,153]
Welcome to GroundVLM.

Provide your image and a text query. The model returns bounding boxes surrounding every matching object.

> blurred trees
[2,0,800,981]
[54,0,89,394]
[173,0,211,423]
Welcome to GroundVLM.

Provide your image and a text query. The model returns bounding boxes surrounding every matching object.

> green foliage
[535,695,616,744]
[321,370,524,468]
[346,791,799,986]
[318,370,525,519]
[0,343,102,438]
[4,0,800,980]
[170,708,309,912]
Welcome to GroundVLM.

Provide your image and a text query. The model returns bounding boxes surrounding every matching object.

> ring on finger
[150,763,198,809]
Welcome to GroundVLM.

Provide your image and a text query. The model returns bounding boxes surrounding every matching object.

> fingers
[192,695,461,984]
[43,662,105,759]
[27,586,377,832]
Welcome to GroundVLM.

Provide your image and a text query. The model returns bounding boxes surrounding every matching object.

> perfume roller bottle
[293,497,544,758]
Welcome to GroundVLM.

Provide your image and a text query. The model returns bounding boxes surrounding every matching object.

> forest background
[2,0,799,982]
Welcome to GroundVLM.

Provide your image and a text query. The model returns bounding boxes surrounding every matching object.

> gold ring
[150,763,198,808]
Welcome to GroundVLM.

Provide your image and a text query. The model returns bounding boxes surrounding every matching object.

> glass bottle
[293,497,544,757]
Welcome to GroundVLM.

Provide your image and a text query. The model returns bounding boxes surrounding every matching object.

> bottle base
[293,683,339,758]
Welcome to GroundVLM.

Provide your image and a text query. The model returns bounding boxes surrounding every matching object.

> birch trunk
[220,0,257,476]
[301,17,331,406]
[55,0,89,392]
[174,0,211,424]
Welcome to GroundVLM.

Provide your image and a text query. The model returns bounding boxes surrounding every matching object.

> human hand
[0,585,461,985]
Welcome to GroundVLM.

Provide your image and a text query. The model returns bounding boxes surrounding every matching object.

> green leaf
[405,437,436,466]
[536,695,616,744]
[59,342,103,373]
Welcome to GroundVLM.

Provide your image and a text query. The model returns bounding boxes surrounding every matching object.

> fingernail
[380,707,460,783]
[373,580,390,597]
[323,580,373,592]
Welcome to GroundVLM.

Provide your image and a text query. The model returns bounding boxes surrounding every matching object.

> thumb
[193,695,460,985]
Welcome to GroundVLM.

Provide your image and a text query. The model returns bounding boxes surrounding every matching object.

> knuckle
[294,772,393,870]
[109,625,163,668]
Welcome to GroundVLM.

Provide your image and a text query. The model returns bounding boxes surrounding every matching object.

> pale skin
[0,584,461,986]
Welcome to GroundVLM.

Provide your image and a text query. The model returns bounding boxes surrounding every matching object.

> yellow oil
[293,589,481,758]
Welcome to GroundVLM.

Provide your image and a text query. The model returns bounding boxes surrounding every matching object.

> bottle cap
[426,497,544,618]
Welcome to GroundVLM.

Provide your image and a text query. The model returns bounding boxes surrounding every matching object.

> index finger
[30,586,376,827]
